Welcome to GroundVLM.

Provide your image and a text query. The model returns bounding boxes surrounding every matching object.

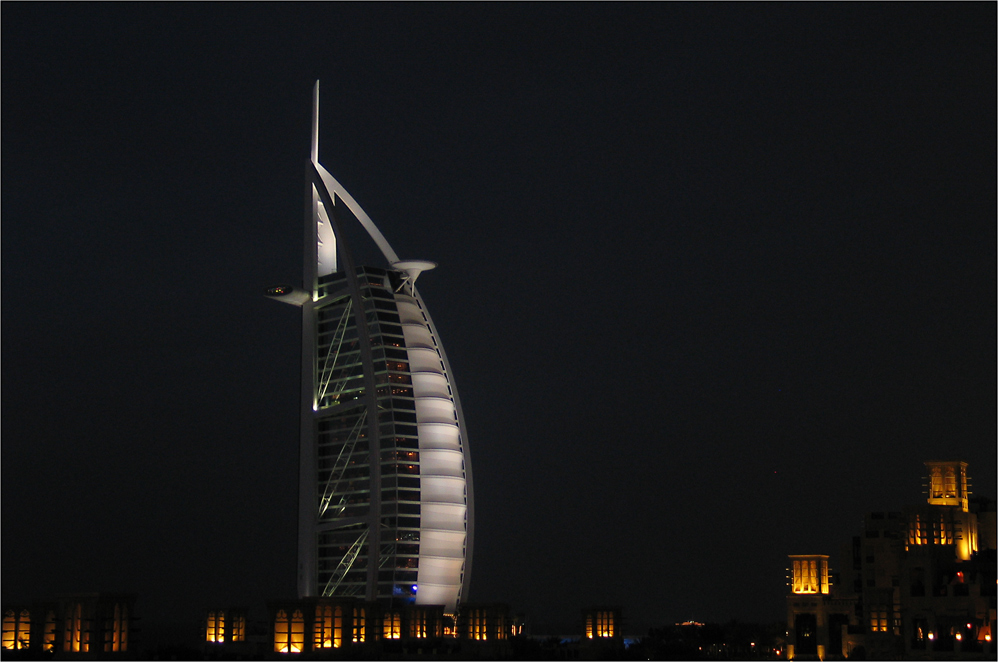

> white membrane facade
[266,82,473,613]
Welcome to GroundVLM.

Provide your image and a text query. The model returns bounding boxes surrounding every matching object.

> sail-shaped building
[267,83,473,613]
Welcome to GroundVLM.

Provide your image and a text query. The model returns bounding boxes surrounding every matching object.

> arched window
[274,610,289,653]
[65,603,89,652]
[290,609,305,652]
[2,610,15,650]
[314,605,331,648]
[43,611,56,651]
[63,602,90,653]
[275,609,305,653]
[104,603,128,652]
[313,604,342,648]
[383,610,401,639]
[944,467,957,498]
[2,609,31,650]
[930,466,944,498]
[410,609,426,639]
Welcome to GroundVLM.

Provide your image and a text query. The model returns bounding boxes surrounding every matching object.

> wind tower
[267,82,474,613]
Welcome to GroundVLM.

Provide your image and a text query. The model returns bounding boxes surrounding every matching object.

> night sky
[3,3,995,644]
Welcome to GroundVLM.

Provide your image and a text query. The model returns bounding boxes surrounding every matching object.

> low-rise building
[785,460,996,660]
[2,593,138,657]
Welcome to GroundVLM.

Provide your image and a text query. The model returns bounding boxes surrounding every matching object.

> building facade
[1,593,137,657]
[267,82,473,613]
[785,460,996,660]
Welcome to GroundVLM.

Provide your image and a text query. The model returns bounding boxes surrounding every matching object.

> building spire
[311,80,320,163]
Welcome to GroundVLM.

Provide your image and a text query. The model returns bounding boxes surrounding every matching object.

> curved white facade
[271,82,473,613]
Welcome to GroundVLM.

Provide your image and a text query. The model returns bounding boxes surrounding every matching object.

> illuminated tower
[788,555,830,596]
[924,460,969,511]
[908,460,978,560]
[267,82,473,612]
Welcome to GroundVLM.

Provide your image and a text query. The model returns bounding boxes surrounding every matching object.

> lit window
[496,612,507,640]
[2,609,30,650]
[930,467,944,499]
[314,605,343,648]
[232,614,246,642]
[275,609,305,653]
[596,611,614,638]
[352,607,366,643]
[790,557,829,594]
[469,609,486,641]
[104,603,128,652]
[944,467,957,498]
[869,607,888,632]
[2,610,16,650]
[290,610,305,652]
[64,603,89,653]
[43,611,56,652]
[410,610,427,639]
[207,610,225,643]
[274,610,289,653]
[383,611,401,639]
[910,514,928,545]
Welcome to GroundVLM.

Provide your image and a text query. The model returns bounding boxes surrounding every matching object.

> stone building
[786,460,996,660]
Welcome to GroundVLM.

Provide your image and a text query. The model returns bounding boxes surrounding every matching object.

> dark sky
[3,3,995,642]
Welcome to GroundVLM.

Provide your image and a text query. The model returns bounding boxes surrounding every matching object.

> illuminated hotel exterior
[785,460,996,660]
[267,82,473,613]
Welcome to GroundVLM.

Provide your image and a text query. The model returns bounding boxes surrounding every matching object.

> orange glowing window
[495,613,507,640]
[937,516,953,545]
[2,609,31,651]
[791,558,829,594]
[275,609,304,653]
[314,606,330,648]
[383,611,402,639]
[43,611,56,652]
[231,614,246,642]
[103,603,128,652]
[290,610,304,652]
[596,611,614,638]
[352,607,366,643]
[869,607,888,632]
[274,610,288,653]
[910,514,928,545]
[2,610,16,650]
[314,605,343,649]
[410,610,427,639]
[64,603,89,653]
[207,610,225,643]
[944,467,957,498]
